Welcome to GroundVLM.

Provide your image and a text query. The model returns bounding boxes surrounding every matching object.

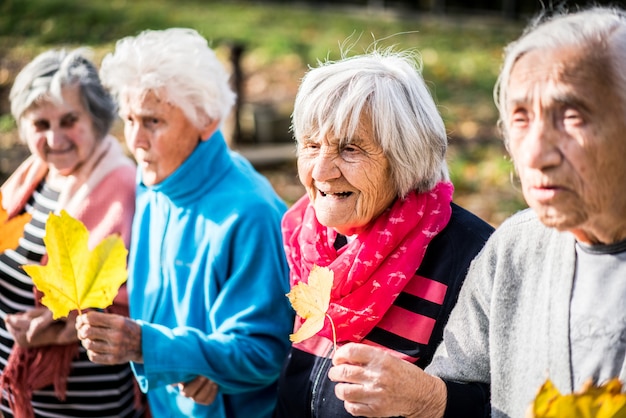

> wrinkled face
[20,85,99,176]
[505,46,626,244]
[120,89,205,186]
[297,115,396,235]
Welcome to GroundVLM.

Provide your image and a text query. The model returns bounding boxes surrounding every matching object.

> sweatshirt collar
[138,130,232,201]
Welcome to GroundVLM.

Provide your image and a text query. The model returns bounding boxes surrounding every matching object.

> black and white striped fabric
[0,181,139,418]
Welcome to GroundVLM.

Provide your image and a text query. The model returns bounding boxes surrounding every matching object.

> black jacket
[273,203,494,418]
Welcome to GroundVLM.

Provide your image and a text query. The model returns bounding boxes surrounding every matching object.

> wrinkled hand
[177,376,218,405]
[76,311,143,365]
[328,343,447,418]
[5,308,78,347]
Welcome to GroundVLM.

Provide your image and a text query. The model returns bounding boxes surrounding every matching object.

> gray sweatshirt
[426,209,626,418]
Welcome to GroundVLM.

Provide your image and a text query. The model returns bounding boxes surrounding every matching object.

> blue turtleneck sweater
[128,131,293,417]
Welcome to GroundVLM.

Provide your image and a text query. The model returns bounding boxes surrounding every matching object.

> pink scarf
[2,135,130,226]
[282,181,454,344]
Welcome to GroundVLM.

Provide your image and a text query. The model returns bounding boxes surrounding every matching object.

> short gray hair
[495,6,626,148]
[10,48,115,141]
[292,49,449,197]
[100,27,236,129]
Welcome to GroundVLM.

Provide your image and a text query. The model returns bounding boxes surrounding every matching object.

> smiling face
[297,114,397,235]
[20,85,99,177]
[505,45,626,244]
[120,89,213,186]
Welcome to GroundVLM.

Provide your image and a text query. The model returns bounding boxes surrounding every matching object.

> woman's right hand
[76,311,143,365]
[329,342,447,418]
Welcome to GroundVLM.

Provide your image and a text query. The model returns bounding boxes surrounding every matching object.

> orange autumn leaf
[286,264,336,348]
[0,191,32,252]
[22,210,128,319]
[532,378,626,418]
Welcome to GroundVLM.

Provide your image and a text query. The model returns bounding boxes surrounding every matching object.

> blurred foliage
[0,0,529,224]
[0,1,521,93]
[0,0,525,138]
[0,114,15,133]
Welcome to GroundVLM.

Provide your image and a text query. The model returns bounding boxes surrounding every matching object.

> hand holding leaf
[22,210,128,320]
[0,191,32,252]
[286,264,337,350]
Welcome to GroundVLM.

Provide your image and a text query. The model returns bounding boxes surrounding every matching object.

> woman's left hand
[328,342,447,418]
[5,308,78,347]
[177,376,218,405]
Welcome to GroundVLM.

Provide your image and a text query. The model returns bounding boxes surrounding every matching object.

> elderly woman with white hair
[272,49,494,418]
[0,49,139,417]
[303,6,626,418]
[75,28,293,418]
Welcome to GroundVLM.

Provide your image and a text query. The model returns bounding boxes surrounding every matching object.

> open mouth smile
[47,147,74,154]
[319,191,353,197]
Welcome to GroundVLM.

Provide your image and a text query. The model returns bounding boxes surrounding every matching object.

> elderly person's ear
[199,118,220,142]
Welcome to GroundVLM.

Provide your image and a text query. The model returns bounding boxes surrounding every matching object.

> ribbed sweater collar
[138,130,232,203]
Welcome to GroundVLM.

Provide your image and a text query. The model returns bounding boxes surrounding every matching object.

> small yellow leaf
[533,379,561,418]
[286,265,333,343]
[22,210,128,319]
[533,378,626,418]
[0,191,32,252]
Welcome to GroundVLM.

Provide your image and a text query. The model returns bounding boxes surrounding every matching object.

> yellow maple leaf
[286,264,336,348]
[0,191,32,253]
[533,378,626,418]
[532,379,561,418]
[22,210,128,319]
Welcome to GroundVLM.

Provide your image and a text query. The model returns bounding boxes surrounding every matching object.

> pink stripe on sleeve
[375,305,436,344]
[402,275,447,304]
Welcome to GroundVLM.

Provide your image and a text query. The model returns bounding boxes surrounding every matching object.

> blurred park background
[0,0,619,225]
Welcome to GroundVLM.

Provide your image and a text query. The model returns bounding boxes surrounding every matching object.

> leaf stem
[326,313,337,353]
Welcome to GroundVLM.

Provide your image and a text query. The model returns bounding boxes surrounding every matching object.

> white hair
[10,48,115,141]
[100,27,236,129]
[495,6,626,148]
[292,48,449,197]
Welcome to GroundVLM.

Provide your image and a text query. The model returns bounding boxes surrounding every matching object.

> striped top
[362,204,494,368]
[0,181,139,418]
[361,272,449,364]
[334,231,449,362]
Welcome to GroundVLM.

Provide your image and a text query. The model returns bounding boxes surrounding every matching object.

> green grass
[0,0,529,224]
[0,0,524,132]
